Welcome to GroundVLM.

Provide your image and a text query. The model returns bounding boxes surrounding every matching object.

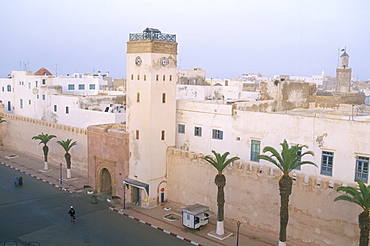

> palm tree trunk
[215,174,226,235]
[359,211,370,246]
[279,175,292,245]
[42,145,49,171]
[65,153,72,178]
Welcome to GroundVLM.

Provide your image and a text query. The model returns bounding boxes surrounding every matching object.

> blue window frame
[355,156,369,182]
[294,150,302,170]
[89,84,95,90]
[250,140,260,162]
[194,126,202,137]
[79,84,85,90]
[321,151,334,176]
[7,101,11,111]
[68,84,75,90]
[212,129,223,140]
[178,124,185,134]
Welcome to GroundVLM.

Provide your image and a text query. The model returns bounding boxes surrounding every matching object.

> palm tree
[203,150,240,235]
[57,139,77,179]
[255,139,316,246]
[335,179,370,246]
[32,133,57,171]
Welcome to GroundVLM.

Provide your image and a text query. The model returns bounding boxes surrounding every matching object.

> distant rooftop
[129,27,176,42]
[34,67,52,76]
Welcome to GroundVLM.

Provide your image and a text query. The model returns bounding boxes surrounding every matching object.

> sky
[1,0,369,80]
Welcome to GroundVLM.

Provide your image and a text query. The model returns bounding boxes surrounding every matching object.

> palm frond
[203,150,239,173]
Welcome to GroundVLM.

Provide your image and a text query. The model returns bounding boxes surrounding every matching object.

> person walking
[68,205,76,223]
[18,176,23,186]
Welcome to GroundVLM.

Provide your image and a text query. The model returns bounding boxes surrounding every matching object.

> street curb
[109,207,204,246]
[0,162,75,193]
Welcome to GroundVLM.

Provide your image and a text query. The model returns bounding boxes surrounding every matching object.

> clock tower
[125,28,177,208]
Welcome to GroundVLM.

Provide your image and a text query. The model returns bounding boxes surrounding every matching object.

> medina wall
[167,148,360,246]
[0,112,88,174]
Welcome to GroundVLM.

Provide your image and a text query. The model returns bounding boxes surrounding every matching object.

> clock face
[135,56,142,66]
[161,57,169,67]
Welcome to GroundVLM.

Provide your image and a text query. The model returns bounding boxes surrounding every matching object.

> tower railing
[129,32,176,42]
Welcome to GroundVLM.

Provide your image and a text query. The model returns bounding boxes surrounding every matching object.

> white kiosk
[182,204,215,230]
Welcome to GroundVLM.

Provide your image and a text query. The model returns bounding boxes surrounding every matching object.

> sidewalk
[0,146,278,246]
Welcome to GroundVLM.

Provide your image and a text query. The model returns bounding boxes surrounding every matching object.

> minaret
[335,50,352,92]
[125,28,177,208]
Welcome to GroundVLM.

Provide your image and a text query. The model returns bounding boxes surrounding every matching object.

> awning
[124,178,149,194]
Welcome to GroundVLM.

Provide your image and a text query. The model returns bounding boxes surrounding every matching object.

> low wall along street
[166,148,360,246]
[0,112,88,174]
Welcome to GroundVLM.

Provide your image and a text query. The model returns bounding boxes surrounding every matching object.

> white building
[0,68,125,129]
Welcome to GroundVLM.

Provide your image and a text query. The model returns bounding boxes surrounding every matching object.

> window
[66,106,69,114]
[131,74,133,80]
[42,95,45,100]
[137,75,140,80]
[20,99,23,109]
[178,124,185,134]
[250,140,260,162]
[28,83,31,89]
[54,105,57,112]
[163,75,166,81]
[170,75,172,81]
[136,130,139,140]
[7,85,11,92]
[7,101,11,111]
[35,81,38,87]
[156,75,159,81]
[355,156,369,182]
[28,100,31,105]
[162,93,166,103]
[42,79,46,85]
[89,84,95,90]
[136,93,140,103]
[161,130,165,140]
[78,84,85,90]
[294,149,302,170]
[321,151,334,176]
[68,84,75,90]
[144,75,146,81]
[212,129,223,140]
[2,87,4,92]
[36,95,39,99]
[194,126,202,137]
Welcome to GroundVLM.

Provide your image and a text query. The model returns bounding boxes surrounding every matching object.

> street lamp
[236,221,241,246]
[59,163,63,185]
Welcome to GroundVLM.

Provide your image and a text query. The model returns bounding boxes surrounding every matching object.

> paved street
[0,164,190,246]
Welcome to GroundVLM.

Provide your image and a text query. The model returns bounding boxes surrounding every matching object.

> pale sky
[1,0,369,80]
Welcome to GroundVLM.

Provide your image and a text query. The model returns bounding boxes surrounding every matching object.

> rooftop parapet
[129,27,176,42]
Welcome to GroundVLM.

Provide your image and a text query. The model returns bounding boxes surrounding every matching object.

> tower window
[163,75,166,81]
[144,75,146,81]
[156,75,159,81]
[170,75,172,81]
[136,93,140,103]
[54,105,57,112]
[138,75,140,80]
[161,130,165,140]
[136,130,139,140]
[131,74,134,80]
[162,93,166,103]
[66,106,69,114]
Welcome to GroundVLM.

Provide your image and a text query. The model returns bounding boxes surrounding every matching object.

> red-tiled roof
[34,67,52,76]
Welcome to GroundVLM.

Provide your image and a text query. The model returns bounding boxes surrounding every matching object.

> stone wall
[167,148,360,246]
[0,112,88,174]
